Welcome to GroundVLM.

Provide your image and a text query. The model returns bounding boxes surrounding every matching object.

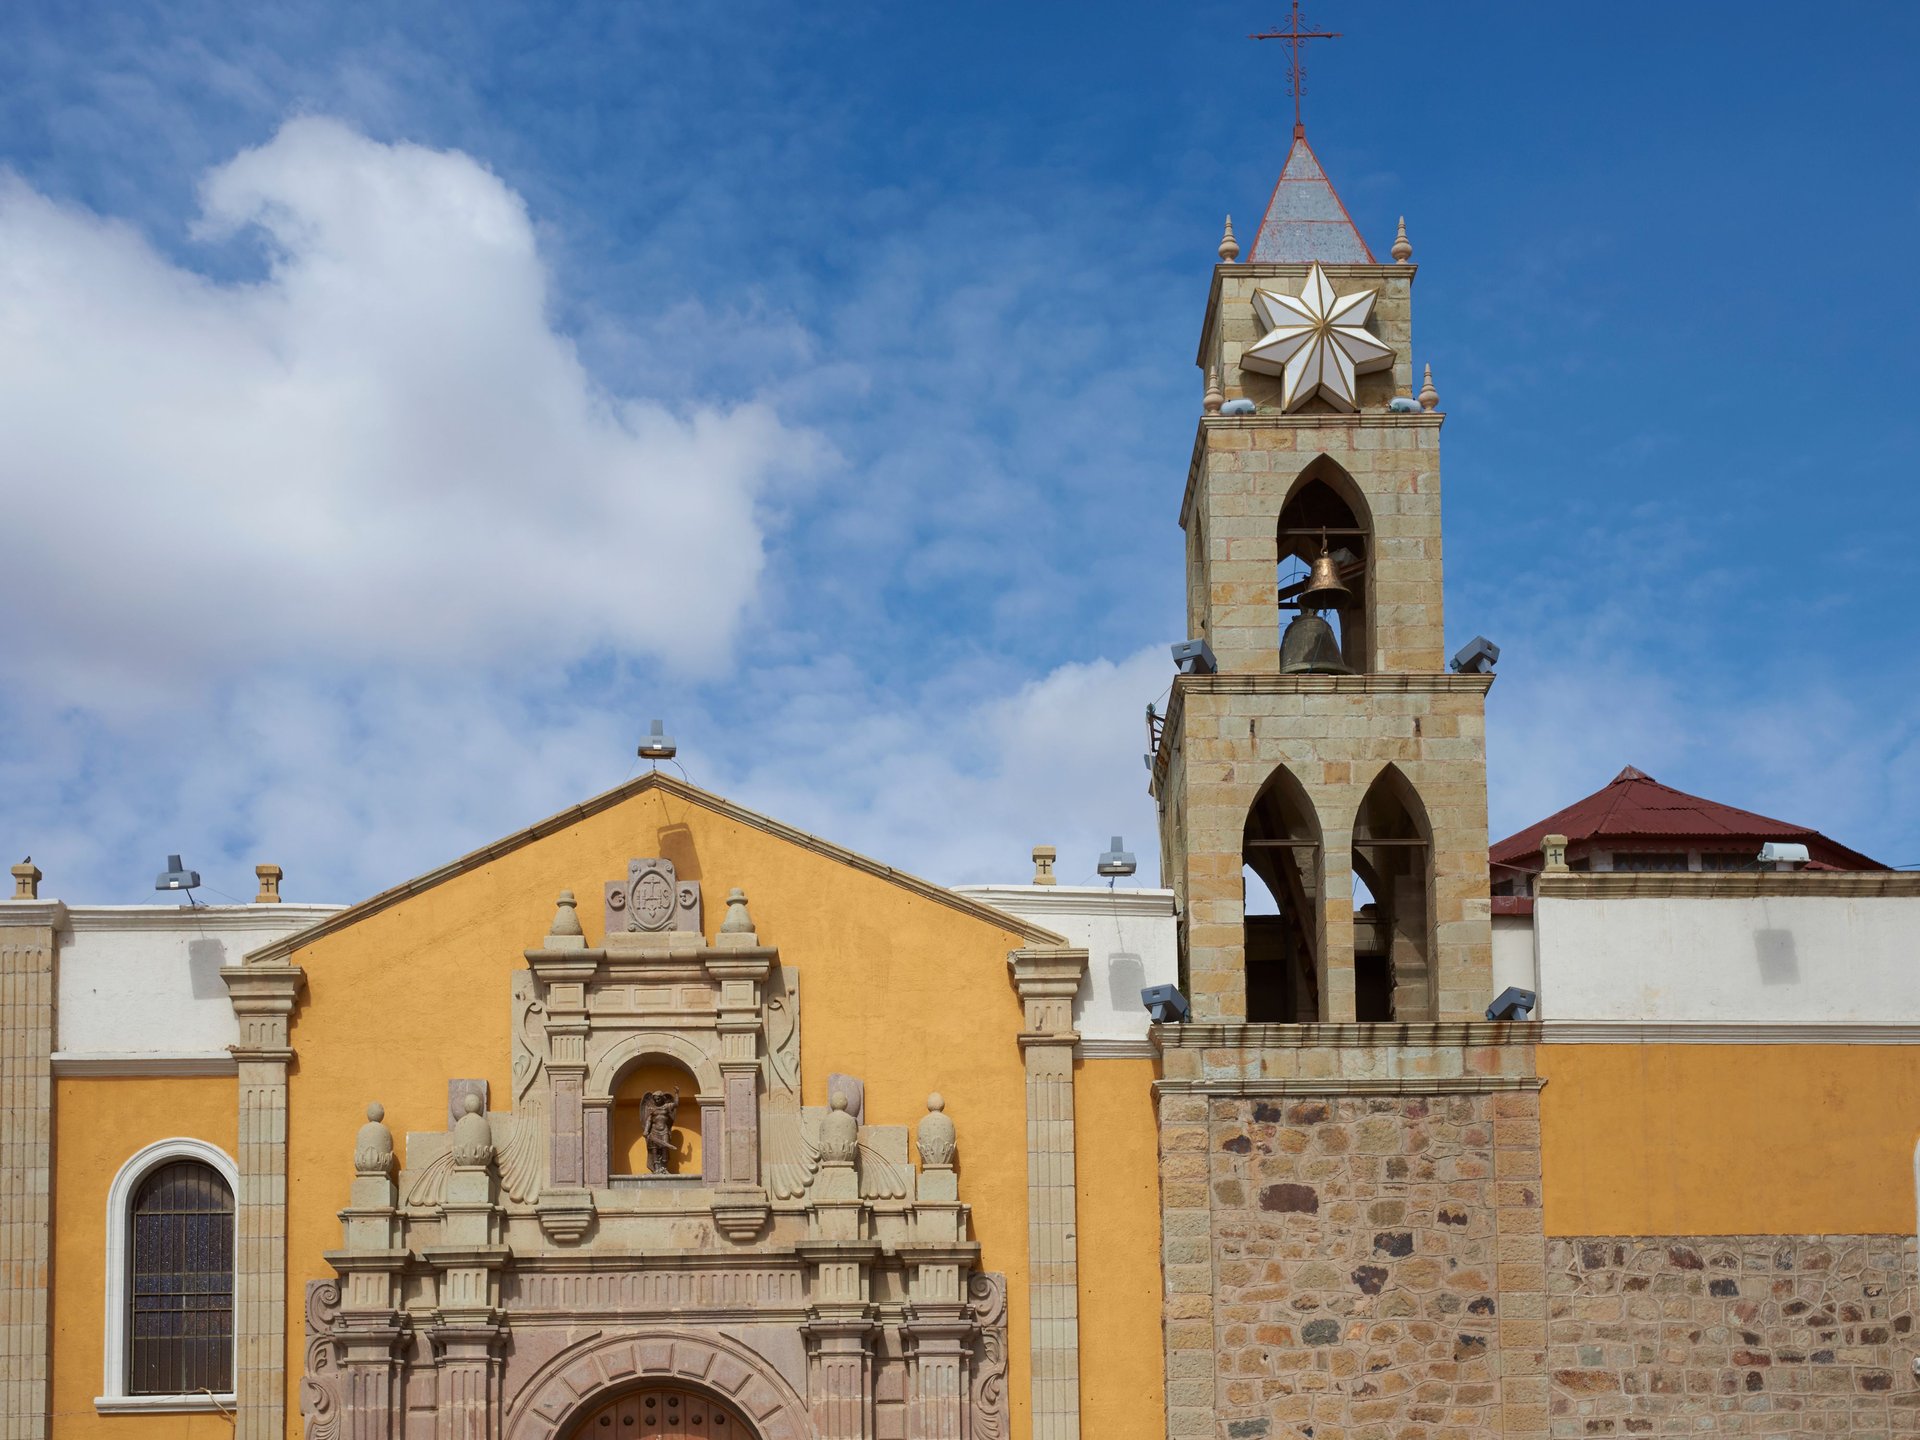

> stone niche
[302,863,1008,1440]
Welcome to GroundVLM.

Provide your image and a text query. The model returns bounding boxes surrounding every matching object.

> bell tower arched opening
[1351,765,1435,1023]
[1243,766,1322,1022]
[1277,459,1372,674]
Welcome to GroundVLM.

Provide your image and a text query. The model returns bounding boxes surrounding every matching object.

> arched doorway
[566,1385,756,1440]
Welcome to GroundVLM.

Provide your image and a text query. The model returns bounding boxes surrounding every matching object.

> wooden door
[567,1385,754,1440]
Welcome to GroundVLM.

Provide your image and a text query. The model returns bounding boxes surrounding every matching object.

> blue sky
[2,1,1917,903]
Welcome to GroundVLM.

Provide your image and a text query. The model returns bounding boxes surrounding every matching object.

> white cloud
[0,117,827,710]
[713,645,1171,891]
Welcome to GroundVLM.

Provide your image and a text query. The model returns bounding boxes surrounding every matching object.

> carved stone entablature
[306,867,1010,1440]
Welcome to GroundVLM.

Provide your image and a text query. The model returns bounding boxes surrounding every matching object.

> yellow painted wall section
[50,1075,237,1439]
[281,785,1040,1436]
[1073,1057,1165,1438]
[1539,1044,1920,1236]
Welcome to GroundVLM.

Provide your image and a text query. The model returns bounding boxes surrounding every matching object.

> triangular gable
[1250,128,1375,264]
[242,771,1066,963]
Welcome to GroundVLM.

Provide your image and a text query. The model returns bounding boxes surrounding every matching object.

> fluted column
[222,963,306,1440]
[1009,947,1088,1440]
[0,887,62,1440]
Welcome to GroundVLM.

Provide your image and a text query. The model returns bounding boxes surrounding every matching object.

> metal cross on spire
[1250,1,1342,134]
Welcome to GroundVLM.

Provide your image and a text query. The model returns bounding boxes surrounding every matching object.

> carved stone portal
[304,860,1008,1440]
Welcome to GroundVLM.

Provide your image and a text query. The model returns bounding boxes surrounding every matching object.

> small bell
[1297,538,1352,612]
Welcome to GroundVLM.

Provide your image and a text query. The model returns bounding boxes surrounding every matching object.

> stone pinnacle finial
[354,1102,395,1176]
[721,887,753,933]
[1203,366,1224,416]
[1542,834,1570,874]
[545,889,587,949]
[820,1089,859,1164]
[11,860,41,901]
[451,1091,494,1168]
[1392,215,1413,264]
[1218,214,1240,264]
[1418,363,1439,412]
[253,863,283,903]
[1031,845,1057,886]
[917,1092,957,1168]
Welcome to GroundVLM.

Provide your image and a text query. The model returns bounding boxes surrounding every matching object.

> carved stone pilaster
[223,962,306,1440]
[0,900,62,1440]
[1008,947,1088,1440]
[901,1305,973,1440]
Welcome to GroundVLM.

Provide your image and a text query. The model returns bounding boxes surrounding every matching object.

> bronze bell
[1279,611,1352,675]
[1298,541,1352,612]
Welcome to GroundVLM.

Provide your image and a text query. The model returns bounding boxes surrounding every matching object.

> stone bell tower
[1153,124,1494,1028]
[1149,124,1548,1440]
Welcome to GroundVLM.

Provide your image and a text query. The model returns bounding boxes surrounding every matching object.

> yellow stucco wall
[1074,1057,1165,1438]
[279,783,1041,1434]
[50,1074,237,1438]
[1539,1043,1920,1236]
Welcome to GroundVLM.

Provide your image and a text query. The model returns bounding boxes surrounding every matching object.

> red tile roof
[1490,766,1885,872]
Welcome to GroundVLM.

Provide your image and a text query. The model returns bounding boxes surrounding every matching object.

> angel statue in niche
[638,1087,681,1175]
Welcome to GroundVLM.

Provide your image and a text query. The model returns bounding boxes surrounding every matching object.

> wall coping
[1155,1021,1539,1049]
[1536,871,1920,900]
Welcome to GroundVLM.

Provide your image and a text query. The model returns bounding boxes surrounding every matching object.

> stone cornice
[1154,1020,1541,1049]
[1535,871,1920,900]
[1155,671,1494,770]
[953,884,1175,918]
[51,1051,238,1077]
[1077,1038,1157,1060]
[0,900,68,930]
[59,903,338,933]
[242,772,1066,966]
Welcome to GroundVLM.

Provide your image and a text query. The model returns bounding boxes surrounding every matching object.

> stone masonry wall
[1177,1088,1548,1439]
[1547,1235,1920,1438]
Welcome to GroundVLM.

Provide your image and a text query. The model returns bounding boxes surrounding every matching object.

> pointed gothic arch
[1243,765,1323,1022]
[1278,457,1373,673]
[1351,764,1435,1022]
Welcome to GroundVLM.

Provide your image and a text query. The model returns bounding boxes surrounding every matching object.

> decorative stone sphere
[917,1093,957,1168]
[451,1092,494,1168]
[820,1090,859,1164]
[354,1101,395,1176]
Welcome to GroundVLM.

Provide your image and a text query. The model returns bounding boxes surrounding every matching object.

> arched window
[99,1139,236,1412]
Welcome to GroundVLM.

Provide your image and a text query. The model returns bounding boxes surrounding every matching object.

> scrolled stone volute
[451,1092,494,1168]
[917,1092,956,1168]
[819,1091,859,1165]
[354,1102,395,1176]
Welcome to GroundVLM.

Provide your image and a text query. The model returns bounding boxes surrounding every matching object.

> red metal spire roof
[1490,765,1886,872]
[1249,126,1376,264]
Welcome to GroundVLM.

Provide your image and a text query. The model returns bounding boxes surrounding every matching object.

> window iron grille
[128,1159,234,1396]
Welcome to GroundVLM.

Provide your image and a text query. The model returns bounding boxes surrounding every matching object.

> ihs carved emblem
[1241,261,1394,412]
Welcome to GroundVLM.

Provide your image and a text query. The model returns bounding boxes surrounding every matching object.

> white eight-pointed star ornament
[1241,262,1395,412]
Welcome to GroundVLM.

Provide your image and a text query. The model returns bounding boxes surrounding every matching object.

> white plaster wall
[56,905,339,1056]
[1491,915,1537,1006]
[1535,894,1920,1023]
[953,885,1178,1047]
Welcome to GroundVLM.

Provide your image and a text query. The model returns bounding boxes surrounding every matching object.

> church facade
[6,111,1920,1440]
